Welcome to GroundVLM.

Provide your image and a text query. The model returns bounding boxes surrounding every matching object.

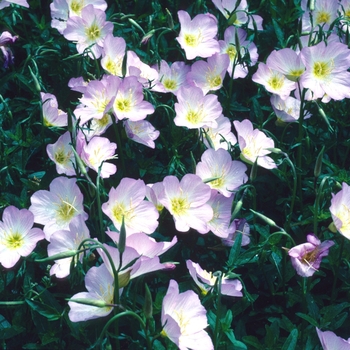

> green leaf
[224,329,247,349]
[295,312,318,327]
[25,299,62,321]
[227,232,242,268]
[281,329,298,350]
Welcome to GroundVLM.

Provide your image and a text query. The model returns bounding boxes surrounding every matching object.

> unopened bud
[314,145,325,178]
[118,270,131,288]
[143,284,153,319]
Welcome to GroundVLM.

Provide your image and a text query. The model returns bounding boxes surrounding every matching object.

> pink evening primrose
[221,218,251,247]
[48,215,90,278]
[174,86,222,129]
[0,0,29,9]
[205,190,235,238]
[81,114,113,141]
[252,62,296,100]
[50,0,107,34]
[63,5,113,59]
[196,148,248,197]
[0,206,44,269]
[151,60,191,95]
[41,92,68,127]
[301,0,338,32]
[299,41,350,101]
[187,53,230,94]
[0,31,18,68]
[316,327,350,350]
[125,50,159,88]
[124,119,160,149]
[46,131,76,176]
[29,177,88,241]
[161,279,214,350]
[233,119,277,169]
[201,115,237,151]
[102,178,159,235]
[74,74,120,125]
[287,234,334,277]
[212,0,263,30]
[112,76,155,122]
[330,182,350,240]
[68,263,114,322]
[186,260,243,297]
[80,136,117,178]
[270,94,311,124]
[158,174,213,234]
[101,34,126,76]
[266,48,305,82]
[219,26,258,79]
[176,10,220,60]
[98,243,167,281]
[106,229,178,259]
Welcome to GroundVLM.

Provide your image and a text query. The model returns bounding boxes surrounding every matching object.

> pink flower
[212,0,263,30]
[221,218,251,247]
[270,94,311,124]
[174,86,222,129]
[80,136,117,178]
[46,131,76,176]
[41,92,67,127]
[152,60,190,95]
[201,115,237,151]
[330,182,350,240]
[288,234,334,277]
[176,11,220,60]
[102,178,159,235]
[252,62,296,100]
[98,243,167,281]
[0,0,29,9]
[301,0,338,32]
[68,263,114,322]
[196,148,248,197]
[0,206,44,268]
[63,5,113,59]
[316,327,350,350]
[48,215,90,278]
[101,34,126,76]
[205,190,235,238]
[158,174,213,233]
[186,260,243,297]
[0,31,18,68]
[161,279,214,350]
[219,26,258,78]
[74,75,120,124]
[233,119,277,169]
[266,48,305,82]
[112,76,155,121]
[126,50,159,88]
[29,177,88,241]
[187,53,229,94]
[299,41,350,101]
[106,230,177,258]
[124,119,160,149]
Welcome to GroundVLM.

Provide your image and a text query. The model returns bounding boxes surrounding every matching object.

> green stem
[331,235,345,303]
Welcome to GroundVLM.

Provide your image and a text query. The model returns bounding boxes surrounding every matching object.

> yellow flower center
[4,231,24,250]
[186,109,203,125]
[267,73,285,91]
[207,75,222,89]
[336,204,350,237]
[111,203,134,225]
[313,61,333,79]
[104,58,123,76]
[184,33,198,47]
[56,197,78,223]
[163,78,177,90]
[95,114,111,127]
[54,148,71,165]
[170,197,189,216]
[316,11,331,25]
[114,98,132,113]
[70,0,84,15]
[86,22,101,41]
[286,69,305,81]
[226,44,237,60]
